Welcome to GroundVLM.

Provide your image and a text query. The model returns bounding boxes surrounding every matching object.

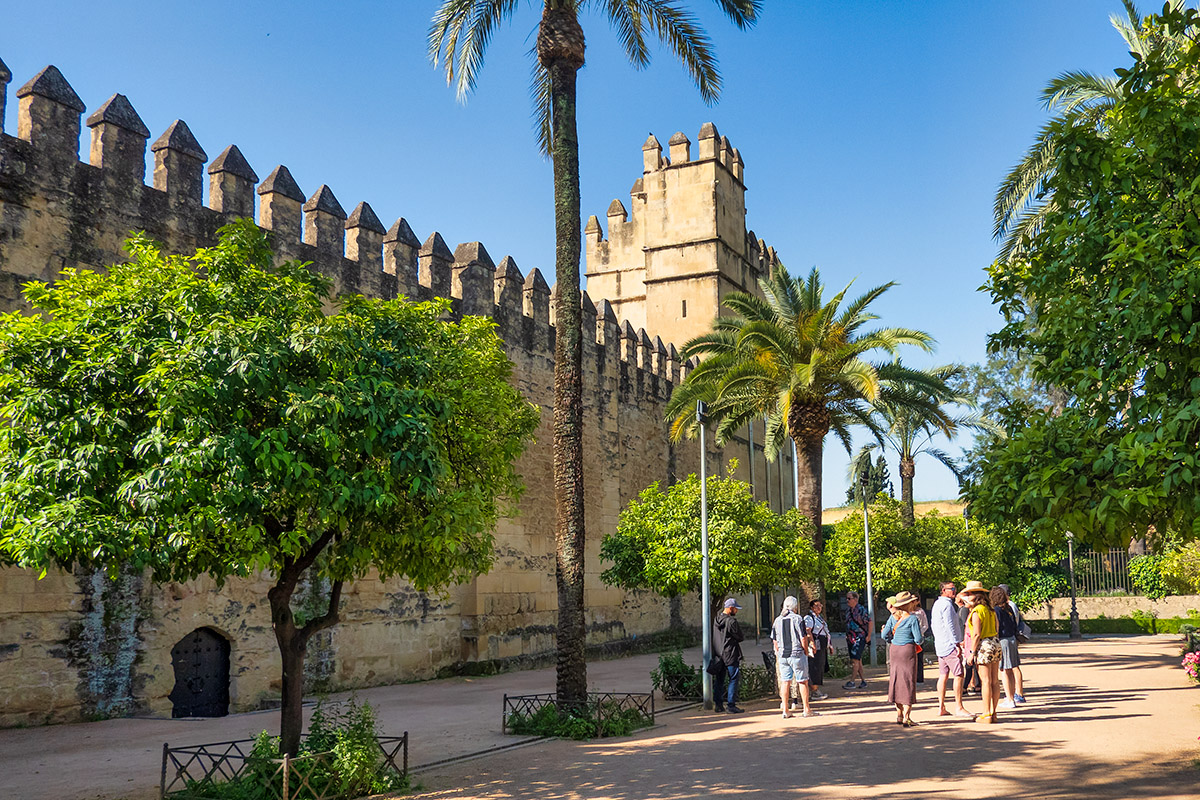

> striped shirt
[771,612,809,658]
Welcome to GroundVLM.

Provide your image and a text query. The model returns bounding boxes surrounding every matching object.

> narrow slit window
[682,300,687,318]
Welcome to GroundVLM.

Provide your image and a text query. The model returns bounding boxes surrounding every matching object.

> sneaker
[1015,695,1027,704]
[802,710,819,717]
[811,690,828,700]
[843,681,857,690]
[727,704,745,714]
[856,681,868,689]
[998,699,1017,710]
[713,705,725,713]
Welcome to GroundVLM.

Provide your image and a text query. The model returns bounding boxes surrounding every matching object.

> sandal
[902,718,919,727]
[976,713,995,724]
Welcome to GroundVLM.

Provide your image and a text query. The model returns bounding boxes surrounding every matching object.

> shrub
[736,664,776,700]
[650,651,701,700]
[1129,554,1172,600]
[173,698,406,800]
[506,699,653,741]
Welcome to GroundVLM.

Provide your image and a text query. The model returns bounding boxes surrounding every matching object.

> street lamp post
[698,401,714,708]
[861,472,877,667]
[1066,531,1081,639]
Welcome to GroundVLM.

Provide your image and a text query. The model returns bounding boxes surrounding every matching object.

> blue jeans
[714,662,740,706]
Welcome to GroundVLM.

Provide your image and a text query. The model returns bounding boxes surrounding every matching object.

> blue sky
[1,1,1138,507]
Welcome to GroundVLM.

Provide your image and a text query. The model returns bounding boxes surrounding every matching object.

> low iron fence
[160,733,407,800]
[502,691,654,737]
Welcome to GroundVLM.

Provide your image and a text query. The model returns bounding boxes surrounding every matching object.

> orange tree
[0,222,538,754]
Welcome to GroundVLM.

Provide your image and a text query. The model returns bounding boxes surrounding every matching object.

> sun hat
[890,591,920,608]
[960,580,989,596]
[723,598,742,610]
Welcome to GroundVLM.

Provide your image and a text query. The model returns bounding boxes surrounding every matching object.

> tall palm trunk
[539,5,588,708]
[790,402,831,550]
[899,455,915,528]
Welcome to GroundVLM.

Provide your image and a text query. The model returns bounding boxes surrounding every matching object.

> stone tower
[584,123,780,346]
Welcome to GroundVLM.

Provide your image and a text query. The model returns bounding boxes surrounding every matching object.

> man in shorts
[843,590,872,689]
[771,596,816,718]
[932,581,972,717]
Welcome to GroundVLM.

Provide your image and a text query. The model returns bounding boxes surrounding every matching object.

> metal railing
[160,733,407,800]
[502,692,654,737]
[1071,548,1136,596]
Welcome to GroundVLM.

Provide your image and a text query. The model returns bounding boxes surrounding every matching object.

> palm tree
[994,1,1189,262]
[850,366,1002,528]
[429,0,761,707]
[665,266,939,547]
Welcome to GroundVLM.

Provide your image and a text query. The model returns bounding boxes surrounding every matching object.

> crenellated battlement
[0,62,689,402]
[584,124,781,345]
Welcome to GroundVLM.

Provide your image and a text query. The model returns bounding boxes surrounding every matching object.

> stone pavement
[0,635,1196,800]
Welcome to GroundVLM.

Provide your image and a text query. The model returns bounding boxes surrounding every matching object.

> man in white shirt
[931,581,971,717]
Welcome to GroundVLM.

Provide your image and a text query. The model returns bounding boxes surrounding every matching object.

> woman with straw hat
[961,581,1002,723]
[881,591,923,726]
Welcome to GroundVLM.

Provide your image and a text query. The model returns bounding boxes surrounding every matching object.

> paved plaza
[0,635,1195,800]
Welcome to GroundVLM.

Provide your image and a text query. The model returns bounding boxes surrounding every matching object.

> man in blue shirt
[931,581,972,717]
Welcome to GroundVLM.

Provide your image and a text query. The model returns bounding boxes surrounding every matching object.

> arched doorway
[169,628,230,718]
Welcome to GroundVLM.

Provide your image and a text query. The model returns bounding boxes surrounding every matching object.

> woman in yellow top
[962,581,1002,723]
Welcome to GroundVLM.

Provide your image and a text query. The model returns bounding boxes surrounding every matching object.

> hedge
[1029,616,1199,635]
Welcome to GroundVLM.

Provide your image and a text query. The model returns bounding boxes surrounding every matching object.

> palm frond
[708,0,762,29]
[636,0,722,103]
[603,1,652,69]
[529,55,553,156]
[429,0,521,101]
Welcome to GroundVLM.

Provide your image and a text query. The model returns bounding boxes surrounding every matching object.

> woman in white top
[804,598,831,700]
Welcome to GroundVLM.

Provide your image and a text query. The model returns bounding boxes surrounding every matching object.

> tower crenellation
[585,123,779,347]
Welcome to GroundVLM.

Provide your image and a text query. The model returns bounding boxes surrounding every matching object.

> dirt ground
[0,635,1196,800]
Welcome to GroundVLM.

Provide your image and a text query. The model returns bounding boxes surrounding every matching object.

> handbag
[705,655,726,676]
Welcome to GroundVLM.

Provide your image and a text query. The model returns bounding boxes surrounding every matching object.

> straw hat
[890,591,920,608]
[960,580,989,596]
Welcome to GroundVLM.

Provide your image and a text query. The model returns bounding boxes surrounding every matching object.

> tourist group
[710,582,1030,723]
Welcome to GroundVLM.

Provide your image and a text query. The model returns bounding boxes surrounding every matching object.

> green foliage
[736,664,776,700]
[664,266,937,469]
[1010,568,1068,612]
[825,649,852,679]
[175,699,407,800]
[1129,554,1172,601]
[973,6,1200,546]
[649,651,701,700]
[505,700,653,740]
[600,465,819,603]
[846,455,892,506]
[1161,542,1200,594]
[824,497,1006,596]
[0,219,538,587]
[1029,613,1200,636]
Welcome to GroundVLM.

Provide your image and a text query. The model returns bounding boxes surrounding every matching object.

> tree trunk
[266,528,342,756]
[541,8,588,708]
[788,402,831,549]
[900,455,915,528]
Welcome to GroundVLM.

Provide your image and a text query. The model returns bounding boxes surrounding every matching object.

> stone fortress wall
[0,58,796,727]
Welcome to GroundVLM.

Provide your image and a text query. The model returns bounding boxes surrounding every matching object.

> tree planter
[502,692,654,739]
[160,733,408,800]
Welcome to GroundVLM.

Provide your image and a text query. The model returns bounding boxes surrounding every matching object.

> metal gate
[169,628,230,718]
